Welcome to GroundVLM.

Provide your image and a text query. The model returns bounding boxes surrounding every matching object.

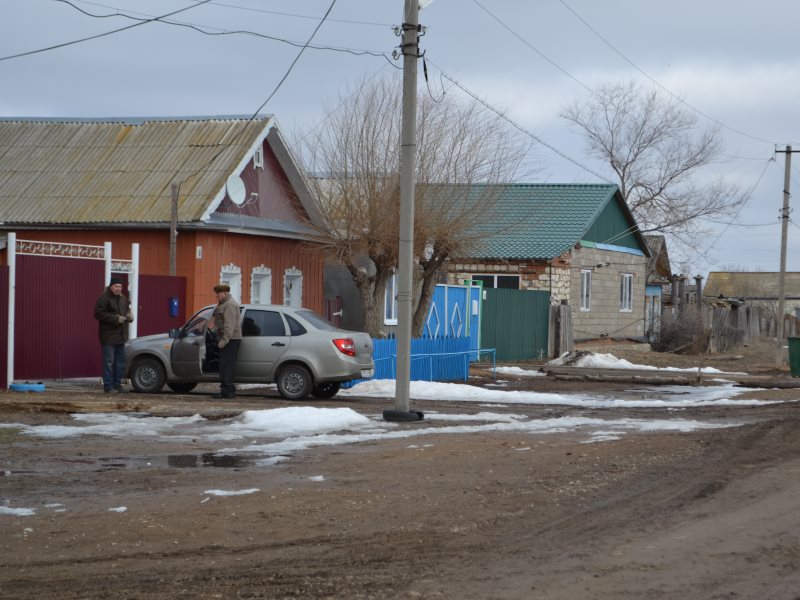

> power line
[426,59,613,184]
[176,0,339,190]
[206,0,390,27]
[0,0,213,62]
[47,0,395,64]
[471,0,594,95]
[556,0,776,145]
[71,0,391,27]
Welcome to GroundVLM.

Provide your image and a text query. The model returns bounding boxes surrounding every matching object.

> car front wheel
[311,382,341,399]
[276,364,312,400]
[130,357,166,393]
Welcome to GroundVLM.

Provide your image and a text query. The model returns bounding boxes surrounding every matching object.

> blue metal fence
[342,336,496,388]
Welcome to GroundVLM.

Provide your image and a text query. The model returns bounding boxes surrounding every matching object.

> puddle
[167,453,255,469]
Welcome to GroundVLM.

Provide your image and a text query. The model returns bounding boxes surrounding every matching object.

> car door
[235,308,291,380]
[171,307,215,379]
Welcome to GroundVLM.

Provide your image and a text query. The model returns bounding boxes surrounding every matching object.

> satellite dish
[226,174,246,205]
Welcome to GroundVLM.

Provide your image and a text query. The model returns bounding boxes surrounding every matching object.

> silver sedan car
[125,304,374,400]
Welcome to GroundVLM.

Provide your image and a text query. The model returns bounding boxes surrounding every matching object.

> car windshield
[295,309,338,331]
[182,307,214,336]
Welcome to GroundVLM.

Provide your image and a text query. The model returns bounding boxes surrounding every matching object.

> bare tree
[299,77,533,337]
[561,80,745,242]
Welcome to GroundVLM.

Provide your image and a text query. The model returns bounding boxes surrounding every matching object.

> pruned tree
[299,77,533,337]
[561,80,745,247]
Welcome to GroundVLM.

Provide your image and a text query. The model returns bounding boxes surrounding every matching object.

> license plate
[360,369,374,379]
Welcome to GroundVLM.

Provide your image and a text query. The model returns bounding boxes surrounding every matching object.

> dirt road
[1,355,800,599]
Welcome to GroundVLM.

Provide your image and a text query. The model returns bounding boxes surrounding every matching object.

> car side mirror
[169,328,181,339]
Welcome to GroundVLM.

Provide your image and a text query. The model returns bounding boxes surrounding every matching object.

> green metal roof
[445,183,646,260]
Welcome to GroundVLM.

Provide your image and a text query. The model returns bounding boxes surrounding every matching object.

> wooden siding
[191,232,323,312]
[4,229,324,315]
[216,142,305,223]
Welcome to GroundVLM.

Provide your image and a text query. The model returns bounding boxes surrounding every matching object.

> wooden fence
[704,303,799,353]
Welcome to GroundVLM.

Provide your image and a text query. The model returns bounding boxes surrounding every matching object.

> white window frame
[220,263,242,304]
[580,269,592,311]
[283,266,303,307]
[620,273,634,312]
[253,146,264,170]
[250,265,272,305]
[384,270,398,325]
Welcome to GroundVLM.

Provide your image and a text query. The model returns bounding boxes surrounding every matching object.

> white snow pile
[547,350,746,375]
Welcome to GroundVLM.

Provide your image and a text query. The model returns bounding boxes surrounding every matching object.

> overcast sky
[2,0,800,277]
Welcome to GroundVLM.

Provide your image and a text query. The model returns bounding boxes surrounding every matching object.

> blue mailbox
[169,296,179,318]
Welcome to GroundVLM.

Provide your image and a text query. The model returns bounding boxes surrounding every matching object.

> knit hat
[109,276,124,286]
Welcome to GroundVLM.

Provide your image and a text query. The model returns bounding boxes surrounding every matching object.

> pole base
[383,409,424,422]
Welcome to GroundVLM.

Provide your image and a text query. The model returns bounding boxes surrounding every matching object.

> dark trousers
[101,343,126,391]
[219,339,241,398]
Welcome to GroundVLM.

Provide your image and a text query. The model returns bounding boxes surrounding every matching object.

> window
[580,269,592,311]
[283,267,303,307]
[182,307,215,337]
[220,263,242,303]
[254,146,264,170]
[242,310,286,336]
[471,274,520,289]
[620,273,633,312]
[384,270,398,324]
[285,314,307,336]
[250,266,272,305]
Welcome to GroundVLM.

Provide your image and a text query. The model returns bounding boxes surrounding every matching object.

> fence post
[7,232,15,386]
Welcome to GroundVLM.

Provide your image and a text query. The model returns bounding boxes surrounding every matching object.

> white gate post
[7,232,15,386]
[130,243,139,339]
[103,241,112,285]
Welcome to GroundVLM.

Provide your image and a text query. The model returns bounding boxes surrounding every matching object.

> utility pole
[775,146,797,365]
[384,0,424,422]
[170,183,178,276]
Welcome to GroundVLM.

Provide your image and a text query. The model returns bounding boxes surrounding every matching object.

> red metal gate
[7,253,186,383]
[137,275,187,336]
[15,255,105,379]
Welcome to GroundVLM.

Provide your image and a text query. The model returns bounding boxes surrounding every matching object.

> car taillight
[333,338,356,357]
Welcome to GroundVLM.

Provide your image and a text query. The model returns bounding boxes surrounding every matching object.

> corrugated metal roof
[704,272,800,299]
[438,183,641,259]
[0,116,273,225]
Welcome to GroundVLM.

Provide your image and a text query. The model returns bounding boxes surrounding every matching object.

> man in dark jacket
[211,284,242,399]
[94,276,133,393]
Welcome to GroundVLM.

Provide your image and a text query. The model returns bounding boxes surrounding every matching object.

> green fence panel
[480,288,550,362]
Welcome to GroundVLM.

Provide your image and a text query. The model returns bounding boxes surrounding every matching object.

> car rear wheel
[131,357,166,393]
[311,382,341,399]
[166,381,197,394]
[277,364,312,400]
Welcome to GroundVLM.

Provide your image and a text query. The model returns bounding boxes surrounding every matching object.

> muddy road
[1,366,800,599]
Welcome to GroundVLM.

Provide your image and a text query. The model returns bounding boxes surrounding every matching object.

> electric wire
[557,0,776,145]
[47,0,394,64]
[174,0,339,193]
[0,0,213,62]
[426,59,613,184]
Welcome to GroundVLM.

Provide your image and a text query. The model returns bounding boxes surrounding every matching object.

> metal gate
[15,254,105,379]
[480,288,550,362]
[4,235,186,385]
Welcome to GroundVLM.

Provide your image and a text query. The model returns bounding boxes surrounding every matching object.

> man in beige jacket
[211,284,242,399]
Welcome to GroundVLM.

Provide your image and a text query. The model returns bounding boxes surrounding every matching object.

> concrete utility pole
[384,0,424,422]
[774,145,797,365]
